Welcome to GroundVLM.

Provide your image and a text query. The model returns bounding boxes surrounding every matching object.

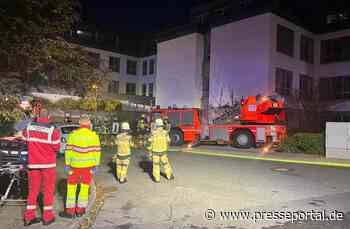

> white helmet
[155,118,163,127]
[121,122,130,130]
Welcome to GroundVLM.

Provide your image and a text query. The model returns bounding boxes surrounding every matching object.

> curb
[179,149,350,169]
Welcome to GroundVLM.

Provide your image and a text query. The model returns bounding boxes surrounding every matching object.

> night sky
[81,0,350,33]
[81,0,197,33]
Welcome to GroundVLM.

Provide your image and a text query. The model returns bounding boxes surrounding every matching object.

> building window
[142,60,148,76]
[148,83,154,97]
[300,35,314,64]
[275,68,293,96]
[108,80,119,94]
[109,57,120,73]
[142,84,147,96]
[127,60,137,75]
[277,24,294,57]
[126,83,136,95]
[299,74,313,100]
[321,36,350,64]
[149,59,155,75]
[319,76,350,100]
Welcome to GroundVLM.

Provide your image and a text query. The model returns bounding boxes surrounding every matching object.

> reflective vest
[115,133,133,156]
[148,128,170,153]
[65,128,101,168]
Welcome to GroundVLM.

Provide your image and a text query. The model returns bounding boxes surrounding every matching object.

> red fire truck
[151,95,287,149]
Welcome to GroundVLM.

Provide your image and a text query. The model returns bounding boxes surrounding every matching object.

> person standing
[147,118,174,183]
[113,122,133,184]
[23,109,60,226]
[60,115,101,218]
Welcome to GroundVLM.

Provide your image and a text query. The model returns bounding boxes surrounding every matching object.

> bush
[279,133,324,155]
[55,98,80,110]
[79,98,97,111]
[100,100,121,112]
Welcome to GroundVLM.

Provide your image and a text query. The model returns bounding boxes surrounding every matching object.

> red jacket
[23,118,60,169]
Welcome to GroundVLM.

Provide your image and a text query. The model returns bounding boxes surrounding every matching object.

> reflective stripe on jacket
[115,133,133,156]
[148,128,170,153]
[65,128,101,168]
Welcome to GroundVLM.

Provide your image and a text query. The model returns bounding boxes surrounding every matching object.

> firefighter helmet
[155,118,164,127]
[121,122,130,130]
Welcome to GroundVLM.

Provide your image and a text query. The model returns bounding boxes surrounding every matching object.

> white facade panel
[156,33,204,108]
[209,13,272,107]
[326,122,350,159]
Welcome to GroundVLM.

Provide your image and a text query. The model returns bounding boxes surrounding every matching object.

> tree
[0,0,111,95]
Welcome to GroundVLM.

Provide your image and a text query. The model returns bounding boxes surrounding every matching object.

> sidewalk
[0,157,97,229]
[170,145,350,169]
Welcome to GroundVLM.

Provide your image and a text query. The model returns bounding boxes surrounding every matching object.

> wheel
[170,129,184,146]
[231,129,254,149]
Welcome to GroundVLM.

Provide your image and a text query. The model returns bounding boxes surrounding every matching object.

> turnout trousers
[152,152,173,182]
[116,154,130,182]
[65,168,92,215]
[24,168,56,222]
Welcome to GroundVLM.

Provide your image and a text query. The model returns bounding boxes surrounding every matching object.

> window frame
[126,60,137,75]
[275,68,293,96]
[126,82,136,95]
[277,24,295,57]
[109,56,120,73]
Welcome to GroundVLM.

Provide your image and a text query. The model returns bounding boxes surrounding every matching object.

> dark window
[300,35,314,63]
[142,84,147,96]
[109,57,120,72]
[276,68,293,96]
[126,83,136,95]
[277,24,294,57]
[182,111,194,126]
[142,60,148,76]
[319,76,350,100]
[149,59,155,75]
[299,74,313,100]
[148,83,154,97]
[321,36,350,64]
[127,60,137,75]
[108,80,119,94]
[275,68,293,96]
[88,52,100,68]
[167,112,180,127]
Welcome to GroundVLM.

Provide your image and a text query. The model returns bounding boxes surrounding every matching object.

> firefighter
[60,115,101,218]
[137,114,149,134]
[163,116,171,133]
[23,109,60,226]
[148,118,174,183]
[113,122,133,184]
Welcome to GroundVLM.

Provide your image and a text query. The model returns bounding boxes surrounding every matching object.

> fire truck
[151,95,287,149]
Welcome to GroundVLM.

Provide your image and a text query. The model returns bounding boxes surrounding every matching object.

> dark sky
[81,0,197,33]
[81,0,350,34]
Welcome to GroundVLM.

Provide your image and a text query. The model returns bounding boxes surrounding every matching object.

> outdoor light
[187,144,192,149]
[77,30,83,34]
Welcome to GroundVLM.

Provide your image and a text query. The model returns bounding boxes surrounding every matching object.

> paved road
[92,149,350,229]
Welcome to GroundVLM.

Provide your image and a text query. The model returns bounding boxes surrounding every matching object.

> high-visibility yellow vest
[115,133,133,156]
[65,128,101,168]
[148,128,170,153]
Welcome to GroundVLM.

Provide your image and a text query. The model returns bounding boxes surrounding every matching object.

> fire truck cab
[151,95,287,149]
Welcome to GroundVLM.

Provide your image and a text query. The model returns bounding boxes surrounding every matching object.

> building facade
[67,27,157,105]
[155,0,350,126]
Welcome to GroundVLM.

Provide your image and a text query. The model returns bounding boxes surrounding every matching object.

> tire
[231,129,254,149]
[170,129,184,146]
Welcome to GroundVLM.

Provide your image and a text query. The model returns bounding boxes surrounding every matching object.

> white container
[326,122,350,159]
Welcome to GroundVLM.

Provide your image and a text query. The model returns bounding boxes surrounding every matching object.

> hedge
[279,133,324,155]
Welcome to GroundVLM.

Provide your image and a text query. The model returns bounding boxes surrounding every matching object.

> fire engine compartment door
[256,128,266,142]
[210,127,229,142]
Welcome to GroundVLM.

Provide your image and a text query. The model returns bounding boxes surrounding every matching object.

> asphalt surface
[92,148,350,229]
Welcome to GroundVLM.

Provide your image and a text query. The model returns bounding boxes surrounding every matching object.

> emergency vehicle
[151,95,286,149]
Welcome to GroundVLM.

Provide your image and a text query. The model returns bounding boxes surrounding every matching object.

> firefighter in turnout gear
[113,122,134,184]
[60,115,101,218]
[23,109,60,226]
[137,114,149,133]
[163,116,171,133]
[148,118,174,183]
